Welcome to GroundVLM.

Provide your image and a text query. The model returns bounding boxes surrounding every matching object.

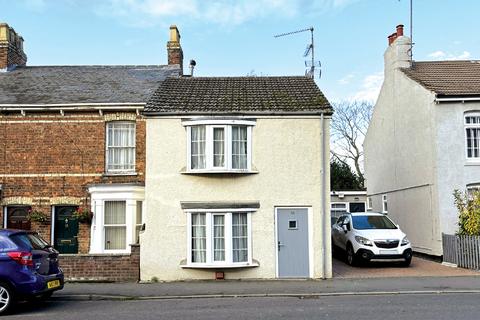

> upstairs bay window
[106,121,136,173]
[186,121,254,172]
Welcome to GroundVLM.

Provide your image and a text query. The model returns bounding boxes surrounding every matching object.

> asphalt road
[4,293,480,320]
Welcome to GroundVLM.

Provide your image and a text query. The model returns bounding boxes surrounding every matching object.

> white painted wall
[434,102,480,236]
[364,35,443,255]
[141,117,331,281]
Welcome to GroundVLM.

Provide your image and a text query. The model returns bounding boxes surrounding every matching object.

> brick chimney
[0,23,27,71]
[384,24,411,73]
[167,25,183,75]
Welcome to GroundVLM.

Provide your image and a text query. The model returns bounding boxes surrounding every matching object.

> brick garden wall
[59,244,140,282]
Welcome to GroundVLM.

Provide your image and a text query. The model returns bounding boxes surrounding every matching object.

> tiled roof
[402,61,480,96]
[145,76,332,115]
[0,65,180,105]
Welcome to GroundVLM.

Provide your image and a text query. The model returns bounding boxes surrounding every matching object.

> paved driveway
[333,255,479,278]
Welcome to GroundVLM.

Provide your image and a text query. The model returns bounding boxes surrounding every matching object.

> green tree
[330,158,363,191]
[453,189,480,235]
[330,101,373,187]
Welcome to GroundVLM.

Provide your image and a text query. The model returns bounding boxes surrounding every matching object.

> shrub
[27,209,48,223]
[73,207,93,223]
[453,189,480,236]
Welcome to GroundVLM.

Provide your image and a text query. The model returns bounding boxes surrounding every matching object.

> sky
[1,0,480,103]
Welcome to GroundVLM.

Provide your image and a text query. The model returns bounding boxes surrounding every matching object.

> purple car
[0,229,64,315]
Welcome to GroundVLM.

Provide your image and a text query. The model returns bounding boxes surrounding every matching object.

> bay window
[185,120,254,172]
[187,211,252,266]
[88,185,144,254]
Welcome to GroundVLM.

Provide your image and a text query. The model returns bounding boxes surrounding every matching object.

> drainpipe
[320,113,328,279]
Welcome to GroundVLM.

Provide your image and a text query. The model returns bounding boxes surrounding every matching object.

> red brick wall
[60,244,140,282]
[0,33,27,69]
[0,111,146,253]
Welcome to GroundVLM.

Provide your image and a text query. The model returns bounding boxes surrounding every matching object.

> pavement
[55,257,480,301]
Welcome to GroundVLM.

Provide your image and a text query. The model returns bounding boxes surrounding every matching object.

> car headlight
[355,236,373,246]
[401,236,410,246]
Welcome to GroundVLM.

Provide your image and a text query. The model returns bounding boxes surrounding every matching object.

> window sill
[465,161,480,166]
[103,172,138,177]
[180,261,259,269]
[180,170,259,175]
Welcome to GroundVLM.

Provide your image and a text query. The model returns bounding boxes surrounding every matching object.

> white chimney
[384,24,412,74]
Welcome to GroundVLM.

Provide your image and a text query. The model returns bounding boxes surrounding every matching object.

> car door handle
[278,241,285,251]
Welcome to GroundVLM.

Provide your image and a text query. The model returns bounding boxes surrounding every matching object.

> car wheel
[0,282,14,316]
[402,256,412,267]
[346,244,357,266]
[401,250,413,267]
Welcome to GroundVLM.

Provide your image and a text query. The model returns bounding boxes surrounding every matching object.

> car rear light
[7,251,34,267]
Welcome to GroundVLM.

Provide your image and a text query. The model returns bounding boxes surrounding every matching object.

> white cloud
[351,72,383,103]
[428,50,471,60]
[428,50,446,59]
[338,73,355,85]
[95,0,356,27]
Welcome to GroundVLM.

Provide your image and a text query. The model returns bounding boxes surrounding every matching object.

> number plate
[47,280,61,289]
[379,250,398,255]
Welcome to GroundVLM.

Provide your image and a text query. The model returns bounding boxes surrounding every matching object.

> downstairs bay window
[88,185,144,254]
[184,120,255,173]
[186,211,253,267]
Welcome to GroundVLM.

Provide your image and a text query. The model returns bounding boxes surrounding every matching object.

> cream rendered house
[141,76,333,280]
[364,25,480,256]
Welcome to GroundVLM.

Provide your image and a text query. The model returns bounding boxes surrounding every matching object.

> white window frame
[382,194,388,214]
[184,120,255,173]
[185,209,254,268]
[348,202,367,213]
[465,113,480,162]
[211,125,228,170]
[134,201,144,244]
[105,121,136,174]
[330,202,348,222]
[103,201,128,251]
[331,202,348,212]
[466,184,480,201]
[367,197,373,210]
[88,185,144,254]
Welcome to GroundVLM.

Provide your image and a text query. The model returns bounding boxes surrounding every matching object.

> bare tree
[330,101,373,187]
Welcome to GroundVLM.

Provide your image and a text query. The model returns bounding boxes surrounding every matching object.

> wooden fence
[442,233,480,270]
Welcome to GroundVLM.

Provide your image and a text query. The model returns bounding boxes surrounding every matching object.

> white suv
[331,212,412,267]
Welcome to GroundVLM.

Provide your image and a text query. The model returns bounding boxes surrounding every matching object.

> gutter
[0,103,145,111]
[435,97,480,103]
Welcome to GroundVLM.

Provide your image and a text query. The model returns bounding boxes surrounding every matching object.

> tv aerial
[274,27,321,79]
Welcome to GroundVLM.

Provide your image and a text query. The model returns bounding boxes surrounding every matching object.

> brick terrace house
[0,23,182,280]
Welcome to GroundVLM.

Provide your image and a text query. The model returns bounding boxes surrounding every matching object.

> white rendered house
[140,76,333,280]
[364,25,480,256]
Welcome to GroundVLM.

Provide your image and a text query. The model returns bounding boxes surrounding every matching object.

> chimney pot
[388,33,398,46]
[396,24,404,37]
